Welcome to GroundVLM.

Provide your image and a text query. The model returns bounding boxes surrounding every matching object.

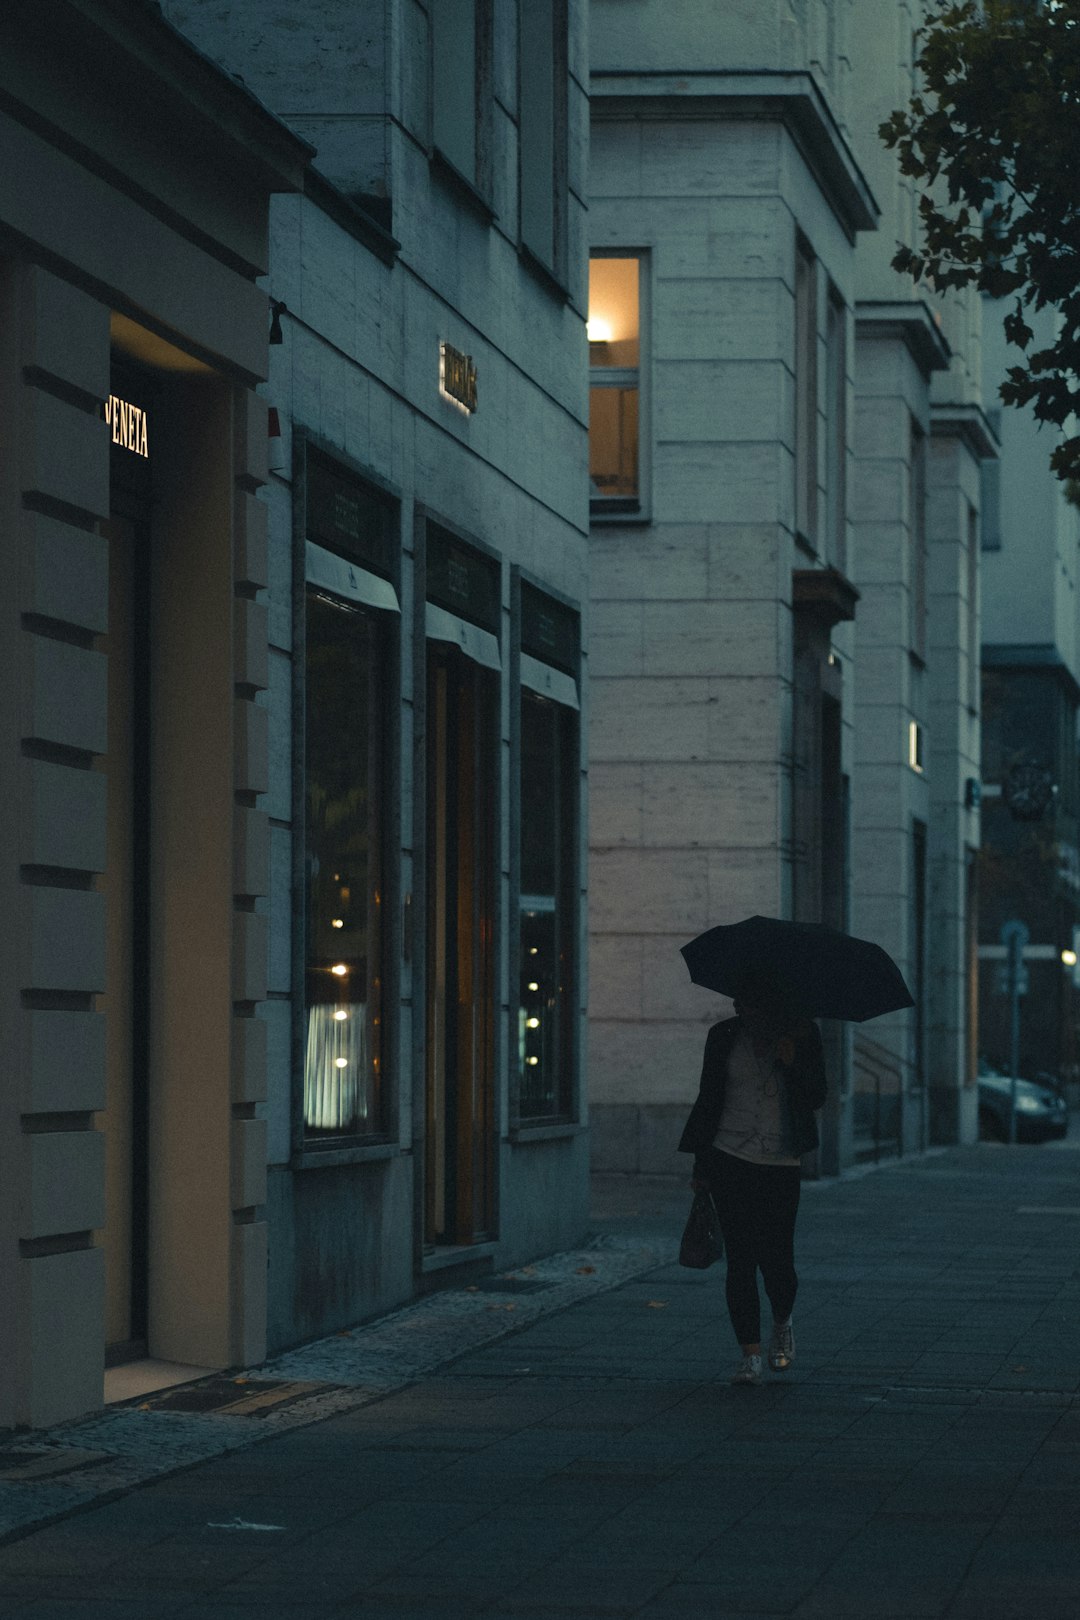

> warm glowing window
[589,255,641,508]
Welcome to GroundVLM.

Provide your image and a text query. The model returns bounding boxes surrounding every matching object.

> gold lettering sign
[439,342,478,414]
[104,394,149,458]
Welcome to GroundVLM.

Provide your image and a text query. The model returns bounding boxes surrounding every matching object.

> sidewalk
[0,1142,1078,1617]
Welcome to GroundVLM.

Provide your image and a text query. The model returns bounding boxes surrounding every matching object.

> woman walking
[678,971,827,1385]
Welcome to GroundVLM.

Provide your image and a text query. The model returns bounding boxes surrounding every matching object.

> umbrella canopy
[680,915,915,1023]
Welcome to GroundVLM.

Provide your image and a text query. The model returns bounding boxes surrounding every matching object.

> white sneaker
[768,1319,795,1372]
[730,1353,763,1386]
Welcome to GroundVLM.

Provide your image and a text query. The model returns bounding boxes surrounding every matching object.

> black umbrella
[680,915,914,1022]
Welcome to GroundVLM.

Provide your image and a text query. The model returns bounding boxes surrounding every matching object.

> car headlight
[1016,1096,1041,1113]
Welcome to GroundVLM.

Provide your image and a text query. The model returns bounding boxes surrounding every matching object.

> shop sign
[521,581,578,675]
[439,342,478,414]
[427,523,499,635]
[306,449,394,582]
[104,393,149,458]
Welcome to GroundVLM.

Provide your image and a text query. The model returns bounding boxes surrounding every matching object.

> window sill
[590,502,649,526]
[518,243,571,303]
[292,1141,399,1171]
[421,1240,498,1275]
[430,149,496,224]
[510,1121,584,1144]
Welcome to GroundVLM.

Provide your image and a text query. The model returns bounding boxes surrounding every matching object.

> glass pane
[304,589,384,1138]
[519,692,574,1118]
[589,385,639,500]
[588,258,639,367]
[425,649,498,1242]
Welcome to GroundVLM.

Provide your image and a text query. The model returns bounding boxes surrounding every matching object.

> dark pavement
[2,1141,1080,1618]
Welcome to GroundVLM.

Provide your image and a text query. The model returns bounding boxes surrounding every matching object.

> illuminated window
[909,719,924,773]
[589,255,642,511]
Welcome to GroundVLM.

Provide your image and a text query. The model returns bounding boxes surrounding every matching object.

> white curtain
[303,1002,368,1131]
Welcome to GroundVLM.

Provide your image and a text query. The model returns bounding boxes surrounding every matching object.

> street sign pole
[1001,920,1030,1146]
[1007,932,1021,1144]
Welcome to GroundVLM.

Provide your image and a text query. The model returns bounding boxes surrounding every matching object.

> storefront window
[588,255,641,509]
[303,588,385,1138]
[518,689,575,1118]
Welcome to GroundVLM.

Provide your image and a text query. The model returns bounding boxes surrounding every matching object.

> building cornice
[931,402,999,461]
[590,69,878,241]
[62,0,315,193]
[983,644,1080,702]
[793,566,860,628]
[855,300,951,377]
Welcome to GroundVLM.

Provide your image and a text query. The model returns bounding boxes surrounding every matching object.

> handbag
[678,1186,724,1269]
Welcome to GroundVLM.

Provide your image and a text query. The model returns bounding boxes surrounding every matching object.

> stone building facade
[586,0,988,1176]
[0,1,310,1428]
[978,304,1080,1100]
[162,0,593,1355]
[846,0,991,1159]
[1,0,590,1431]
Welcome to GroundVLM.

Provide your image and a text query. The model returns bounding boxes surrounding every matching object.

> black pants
[707,1150,801,1347]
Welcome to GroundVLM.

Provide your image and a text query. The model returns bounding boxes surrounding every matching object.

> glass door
[425,646,496,1246]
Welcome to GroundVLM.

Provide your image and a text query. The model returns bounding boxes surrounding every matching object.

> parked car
[977,1059,1069,1143]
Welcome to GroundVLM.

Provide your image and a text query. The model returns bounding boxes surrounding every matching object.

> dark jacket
[677,1015,827,1172]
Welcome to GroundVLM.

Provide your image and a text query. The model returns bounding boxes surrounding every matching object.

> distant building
[979,305,1080,1100]
[586,0,988,1176]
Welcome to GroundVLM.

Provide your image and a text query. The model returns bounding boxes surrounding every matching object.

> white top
[713,1030,801,1167]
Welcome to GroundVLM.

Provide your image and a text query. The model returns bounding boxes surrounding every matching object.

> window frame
[588,248,649,522]
[517,0,570,288]
[509,569,582,1134]
[824,282,848,573]
[291,436,403,1169]
[795,234,819,551]
[430,0,495,216]
[909,415,928,663]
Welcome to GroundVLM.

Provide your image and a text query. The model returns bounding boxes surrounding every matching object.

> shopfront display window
[303,588,386,1139]
[518,691,576,1118]
[588,255,642,510]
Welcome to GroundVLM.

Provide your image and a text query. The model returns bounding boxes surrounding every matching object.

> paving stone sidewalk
[1,1143,1079,1617]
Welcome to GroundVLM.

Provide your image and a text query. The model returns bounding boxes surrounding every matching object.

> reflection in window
[588,256,641,506]
[304,589,384,1138]
[518,691,575,1118]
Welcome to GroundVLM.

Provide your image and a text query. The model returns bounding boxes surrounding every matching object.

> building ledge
[856,300,951,377]
[982,643,1080,701]
[793,565,859,628]
[931,401,999,461]
[304,168,401,266]
[590,69,878,240]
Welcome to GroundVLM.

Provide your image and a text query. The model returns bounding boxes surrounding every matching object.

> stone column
[0,262,111,1428]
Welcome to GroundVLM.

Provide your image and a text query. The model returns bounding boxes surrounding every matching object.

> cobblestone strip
[0,1231,673,1544]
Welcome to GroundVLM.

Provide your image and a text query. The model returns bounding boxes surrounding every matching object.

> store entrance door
[95,511,151,1362]
[424,646,496,1247]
